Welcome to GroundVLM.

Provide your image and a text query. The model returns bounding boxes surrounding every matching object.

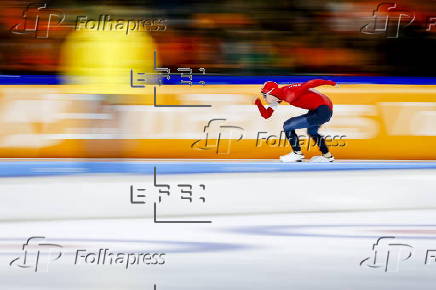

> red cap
[261,81,279,94]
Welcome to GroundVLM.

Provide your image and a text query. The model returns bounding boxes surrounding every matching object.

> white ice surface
[0,169,435,289]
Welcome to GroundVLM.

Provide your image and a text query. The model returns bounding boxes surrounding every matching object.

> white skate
[279,152,304,163]
[309,155,335,162]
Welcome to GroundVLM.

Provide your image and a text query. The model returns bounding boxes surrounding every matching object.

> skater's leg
[307,125,329,155]
[283,114,310,153]
[306,106,334,162]
[284,129,301,153]
[280,115,311,162]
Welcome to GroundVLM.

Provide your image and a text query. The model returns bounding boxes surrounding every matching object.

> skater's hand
[255,98,263,106]
[255,98,273,118]
[260,107,273,119]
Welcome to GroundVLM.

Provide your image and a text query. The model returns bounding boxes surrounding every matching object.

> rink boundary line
[1,75,436,85]
[0,161,436,177]
[233,224,436,240]
[1,207,436,224]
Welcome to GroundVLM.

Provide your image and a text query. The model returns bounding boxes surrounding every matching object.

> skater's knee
[283,118,297,132]
[307,127,319,137]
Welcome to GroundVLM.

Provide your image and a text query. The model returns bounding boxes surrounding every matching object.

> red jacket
[256,79,335,119]
[273,79,334,110]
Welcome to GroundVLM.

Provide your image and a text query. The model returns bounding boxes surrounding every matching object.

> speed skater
[255,79,337,162]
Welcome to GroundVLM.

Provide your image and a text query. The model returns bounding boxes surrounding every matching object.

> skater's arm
[255,98,274,119]
[293,79,336,97]
[300,79,336,91]
[285,79,336,103]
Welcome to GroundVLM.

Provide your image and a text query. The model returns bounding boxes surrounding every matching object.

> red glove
[255,98,273,119]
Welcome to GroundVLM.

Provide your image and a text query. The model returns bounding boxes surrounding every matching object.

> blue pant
[283,105,333,154]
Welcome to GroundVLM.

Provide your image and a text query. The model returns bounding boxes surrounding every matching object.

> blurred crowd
[0,0,435,76]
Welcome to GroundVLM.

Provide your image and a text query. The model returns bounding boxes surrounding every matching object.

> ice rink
[1,160,436,290]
